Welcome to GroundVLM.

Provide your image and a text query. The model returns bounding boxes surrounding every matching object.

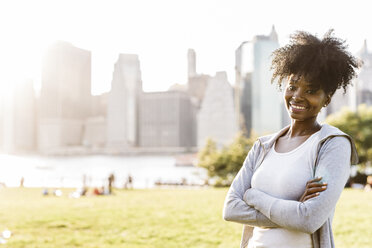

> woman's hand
[299,177,327,202]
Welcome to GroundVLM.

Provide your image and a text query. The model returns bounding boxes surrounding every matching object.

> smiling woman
[284,75,330,123]
[223,30,360,248]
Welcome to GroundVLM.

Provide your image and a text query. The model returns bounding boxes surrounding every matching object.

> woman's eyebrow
[305,85,321,91]
[288,78,299,83]
[305,83,319,87]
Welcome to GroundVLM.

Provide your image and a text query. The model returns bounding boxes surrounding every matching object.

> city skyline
[1,0,372,95]
[1,27,372,154]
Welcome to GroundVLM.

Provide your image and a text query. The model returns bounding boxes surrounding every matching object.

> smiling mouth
[290,104,307,111]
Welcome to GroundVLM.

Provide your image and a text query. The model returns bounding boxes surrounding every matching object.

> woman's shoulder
[318,124,358,164]
[321,135,351,149]
[318,123,352,138]
[318,124,353,148]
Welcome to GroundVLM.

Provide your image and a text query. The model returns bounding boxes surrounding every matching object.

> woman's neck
[286,120,321,138]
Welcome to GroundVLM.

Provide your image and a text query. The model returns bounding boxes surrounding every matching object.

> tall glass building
[235,26,288,136]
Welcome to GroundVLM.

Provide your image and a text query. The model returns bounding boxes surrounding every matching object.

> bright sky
[0,0,371,95]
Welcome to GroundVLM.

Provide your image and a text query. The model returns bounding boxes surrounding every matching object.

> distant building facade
[90,93,108,117]
[2,79,36,153]
[38,42,91,153]
[327,40,372,116]
[197,71,237,148]
[82,93,108,149]
[187,49,210,108]
[188,49,197,78]
[82,116,106,149]
[235,26,285,136]
[235,44,252,134]
[139,91,196,148]
[356,40,372,107]
[106,54,142,150]
[325,88,352,116]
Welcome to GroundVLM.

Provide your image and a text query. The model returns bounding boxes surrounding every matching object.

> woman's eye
[306,90,316,94]
[288,86,295,91]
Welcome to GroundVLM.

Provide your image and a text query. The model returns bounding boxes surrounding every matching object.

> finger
[305,186,327,194]
[307,182,327,188]
[306,177,322,185]
[303,192,320,201]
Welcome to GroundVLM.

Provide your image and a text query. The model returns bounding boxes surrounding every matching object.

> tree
[197,133,255,187]
[326,104,372,167]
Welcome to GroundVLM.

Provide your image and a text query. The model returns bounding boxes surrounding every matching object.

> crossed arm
[223,141,279,228]
[223,137,351,233]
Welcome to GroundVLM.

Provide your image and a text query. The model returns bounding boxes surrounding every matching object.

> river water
[0,154,208,188]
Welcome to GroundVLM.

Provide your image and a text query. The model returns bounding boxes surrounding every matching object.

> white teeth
[291,105,306,110]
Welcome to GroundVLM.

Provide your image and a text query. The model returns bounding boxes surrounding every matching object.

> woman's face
[284,74,330,123]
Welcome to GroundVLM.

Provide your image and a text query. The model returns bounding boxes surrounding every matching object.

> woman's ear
[324,95,332,107]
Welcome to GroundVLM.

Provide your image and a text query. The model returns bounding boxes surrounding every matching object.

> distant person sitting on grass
[223,30,360,248]
[69,187,86,198]
[93,187,102,195]
[53,188,63,197]
[42,188,48,196]
[364,175,372,191]
[92,186,109,195]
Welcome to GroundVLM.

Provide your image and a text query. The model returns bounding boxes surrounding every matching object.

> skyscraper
[38,42,91,152]
[106,54,142,150]
[2,79,36,153]
[13,79,36,151]
[355,40,372,107]
[187,49,197,78]
[235,42,251,134]
[187,49,210,108]
[197,71,237,148]
[235,26,285,136]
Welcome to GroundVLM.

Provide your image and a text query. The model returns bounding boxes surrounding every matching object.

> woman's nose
[292,89,304,100]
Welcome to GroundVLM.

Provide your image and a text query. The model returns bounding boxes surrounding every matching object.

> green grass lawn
[0,187,370,248]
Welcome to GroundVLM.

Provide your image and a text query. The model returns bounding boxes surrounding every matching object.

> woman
[223,30,360,248]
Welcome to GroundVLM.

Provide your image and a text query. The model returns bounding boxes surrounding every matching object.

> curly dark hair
[271,30,361,96]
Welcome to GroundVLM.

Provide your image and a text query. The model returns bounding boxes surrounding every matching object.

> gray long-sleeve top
[223,124,358,248]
